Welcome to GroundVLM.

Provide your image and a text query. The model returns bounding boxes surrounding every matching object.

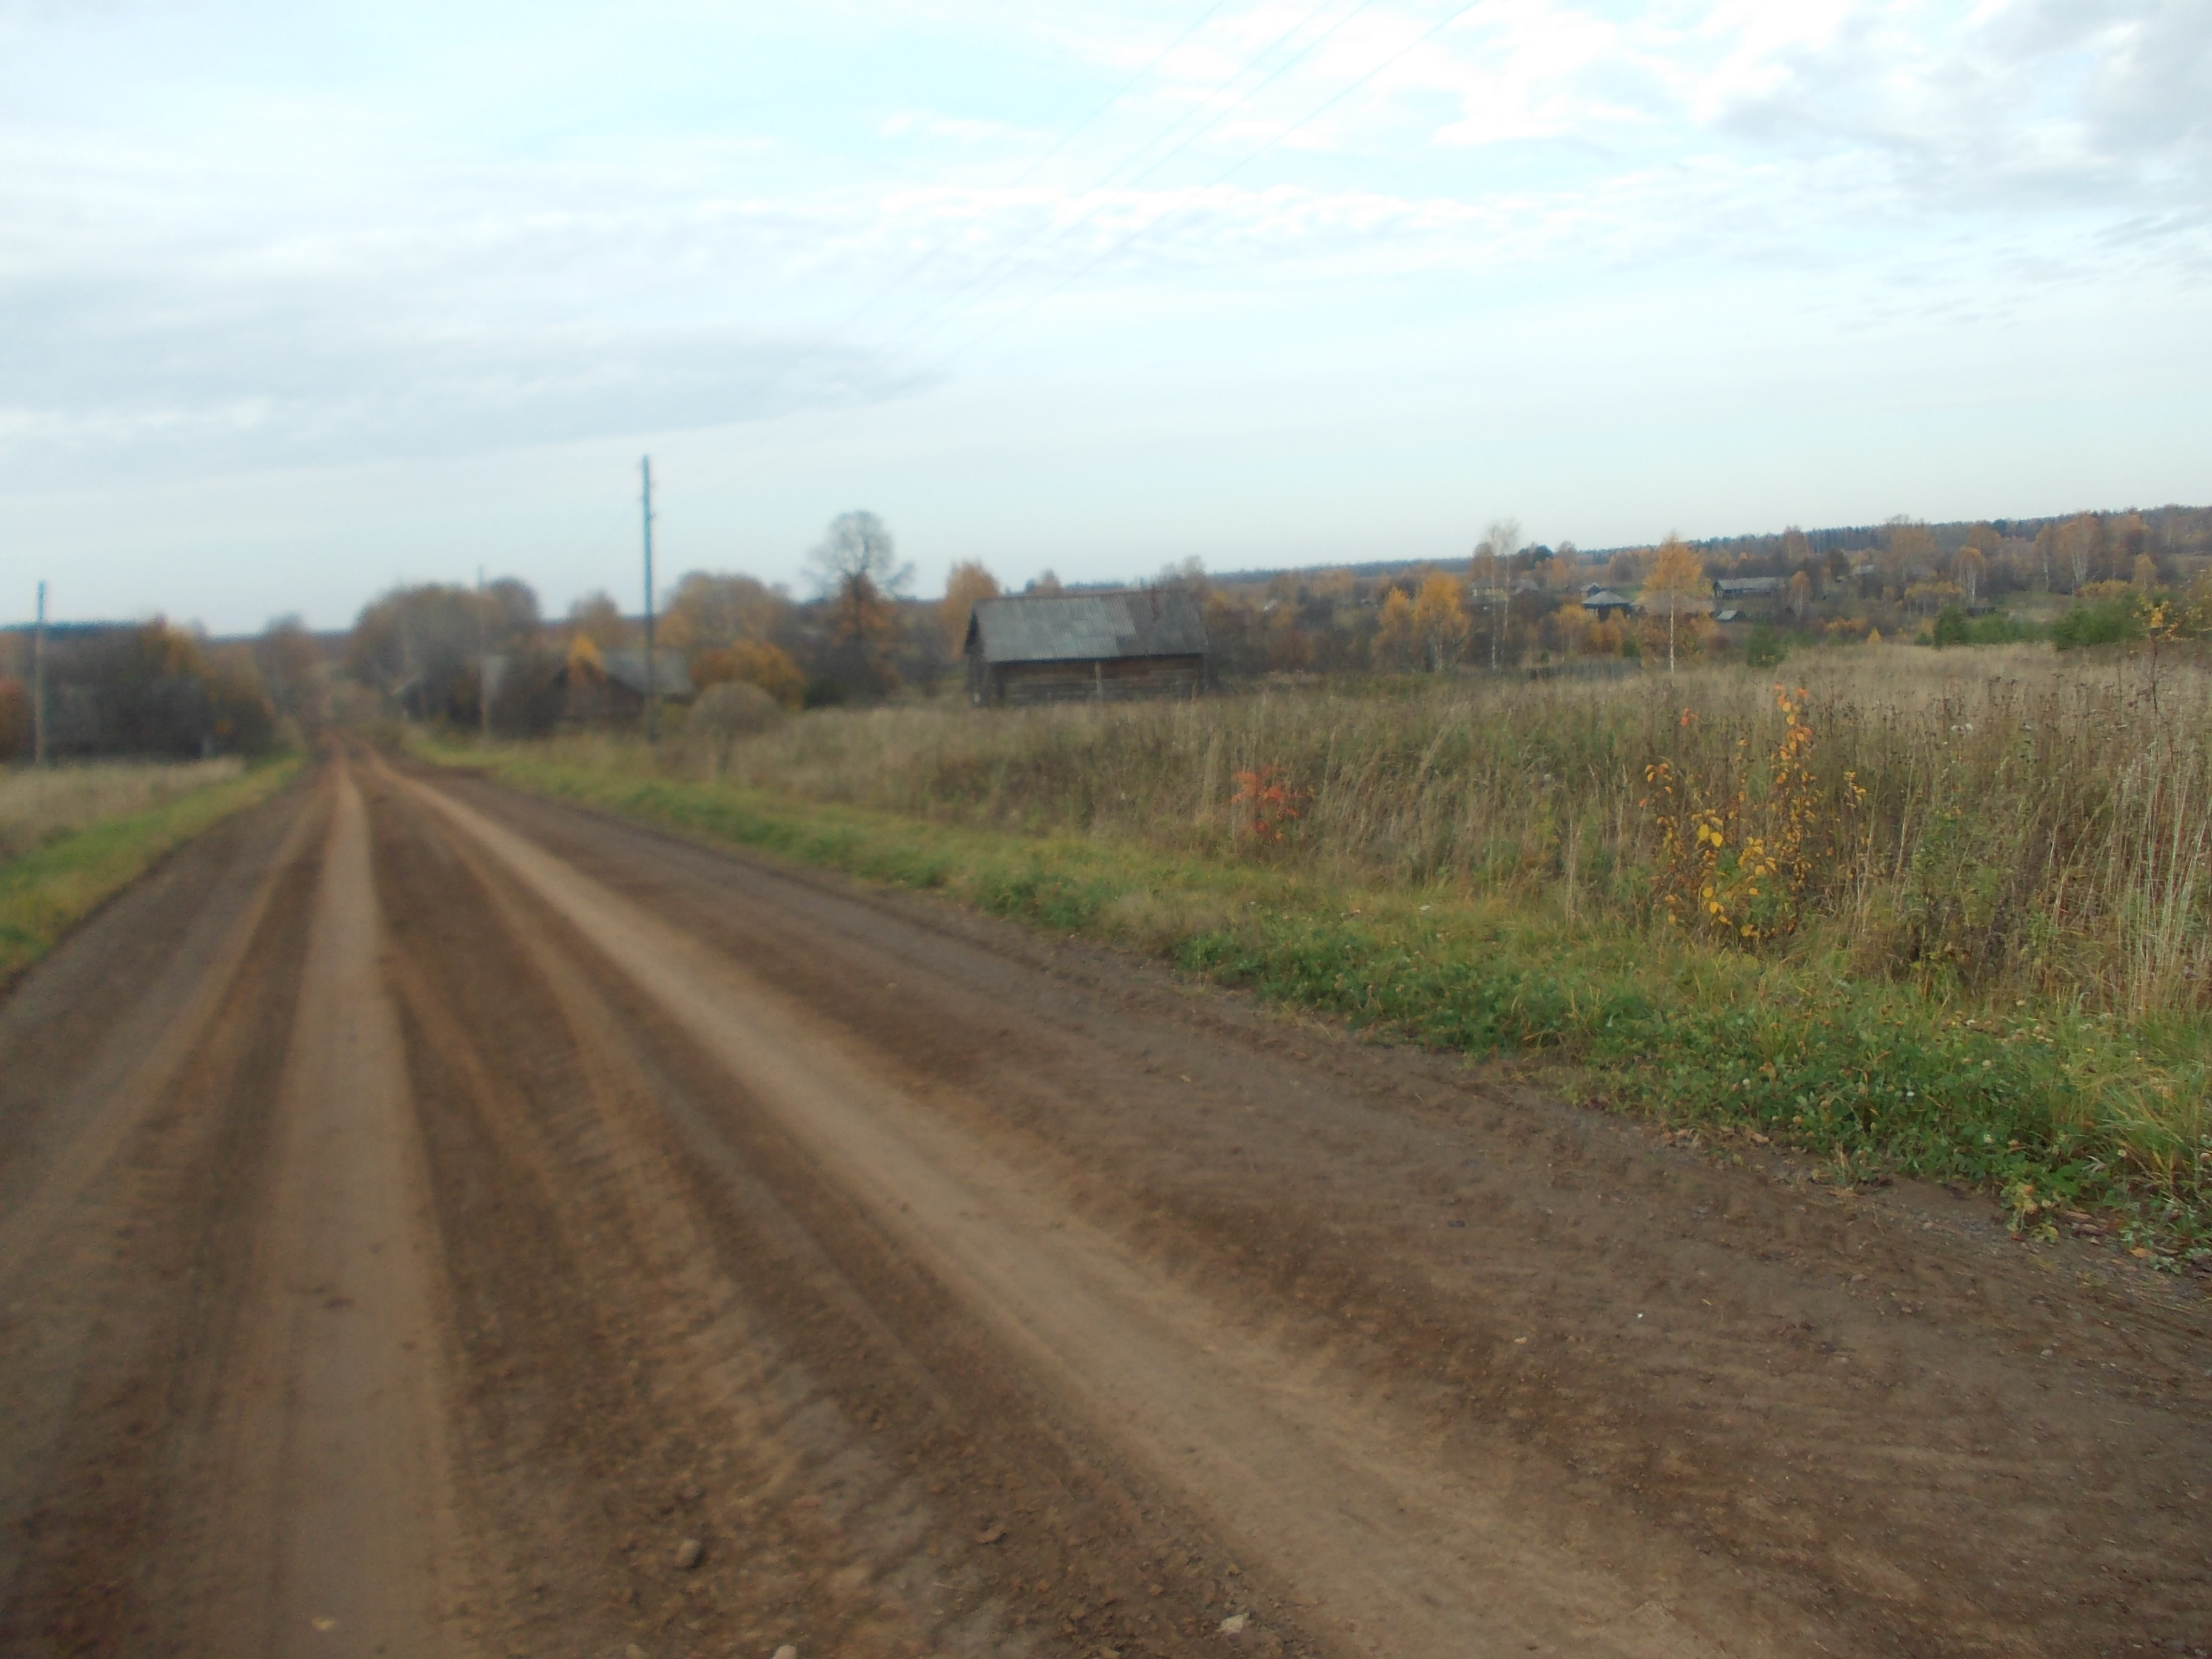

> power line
[857,0,1376,370]
[805,1,1235,354]
[928,0,1486,368]
[697,0,1243,466]
[695,0,1376,503]
[642,455,659,744]
[1068,0,1363,194]
[703,0,1409,496]
[1006,0,1238,190]
[729,0,1486,483]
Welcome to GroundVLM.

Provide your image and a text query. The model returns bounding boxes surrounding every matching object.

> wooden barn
[546,648,695,724]
[964,590,1208,706]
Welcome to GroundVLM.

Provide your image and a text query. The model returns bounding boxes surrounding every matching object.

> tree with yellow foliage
[1643,535,1707,674]
[693,638,806,708]
[1412,572,1470,671]
[568,591,629,648]
[1552,599,1592,656]
[1372,586,1416,671]
[660,572,788,654]
[941,560,1001,655]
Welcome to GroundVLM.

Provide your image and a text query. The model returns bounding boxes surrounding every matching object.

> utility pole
[641,455,658,745]
[477,565,492,744]
[32,580,47,766]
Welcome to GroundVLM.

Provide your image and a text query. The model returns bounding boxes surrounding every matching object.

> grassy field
[423,641,2212,1263]
[0,757,248,859]
[0,757,302,985]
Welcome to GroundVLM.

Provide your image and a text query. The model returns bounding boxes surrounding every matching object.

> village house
[1712,576,1786,605]
[964,589,1208,706]
[486,647,694,726]
[554,648,694,723]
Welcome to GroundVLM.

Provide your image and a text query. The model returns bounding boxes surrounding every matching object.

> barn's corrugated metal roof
[967,590,1208,665]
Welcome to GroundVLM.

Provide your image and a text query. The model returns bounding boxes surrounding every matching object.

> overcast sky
[2,0,2207,631]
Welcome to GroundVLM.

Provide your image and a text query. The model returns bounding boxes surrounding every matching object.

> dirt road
[1,749,2206,1657]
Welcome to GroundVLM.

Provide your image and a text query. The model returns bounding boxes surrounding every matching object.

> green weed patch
[0,759,301,985]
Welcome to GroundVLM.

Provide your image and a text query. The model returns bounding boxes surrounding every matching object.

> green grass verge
[426,740,2210,1265]
[0,757,303,986]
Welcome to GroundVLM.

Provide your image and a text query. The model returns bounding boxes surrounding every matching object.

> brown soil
[1,745,2206,1658]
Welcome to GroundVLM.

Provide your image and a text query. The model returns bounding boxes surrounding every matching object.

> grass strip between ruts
[0,757,303,987]
[427,742,2210,1265]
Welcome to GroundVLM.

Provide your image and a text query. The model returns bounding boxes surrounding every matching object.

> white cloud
[0,0,2206,629]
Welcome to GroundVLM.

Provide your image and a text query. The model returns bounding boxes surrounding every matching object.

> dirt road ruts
[1,745,2205,1657]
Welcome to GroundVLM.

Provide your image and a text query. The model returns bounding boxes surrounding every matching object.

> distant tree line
[329,499,2212,740]
[346,511,956,733]
[0,619,305,762]
[17,502,2197,764]
[1186,504,2212,677]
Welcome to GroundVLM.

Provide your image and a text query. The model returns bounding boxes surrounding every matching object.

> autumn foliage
[1230,766,1302,844]
[693,640,806,709]
[1643,686,1865,944]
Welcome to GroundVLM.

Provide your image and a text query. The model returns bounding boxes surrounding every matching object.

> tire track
[371,761,954,1657]
[163,757,471,1657]
[0,782,323,1653]
[369,740,1260,1658]
[387,762,1790,1658]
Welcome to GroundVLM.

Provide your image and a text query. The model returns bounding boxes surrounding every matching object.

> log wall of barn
[974,655,1204,706]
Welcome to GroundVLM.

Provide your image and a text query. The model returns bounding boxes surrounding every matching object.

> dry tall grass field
[0,759,246,861]
[625,645,2212,1020]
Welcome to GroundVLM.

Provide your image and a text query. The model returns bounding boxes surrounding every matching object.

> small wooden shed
[964,590,1208,706]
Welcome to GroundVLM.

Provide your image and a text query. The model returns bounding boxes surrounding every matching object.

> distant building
[534,648,694,725]
[964,590,1208,706]
[1580,588,1636,621]
[1712,577,1786,602]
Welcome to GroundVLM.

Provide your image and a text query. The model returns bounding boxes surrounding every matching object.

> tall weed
[611,647,2212,1020]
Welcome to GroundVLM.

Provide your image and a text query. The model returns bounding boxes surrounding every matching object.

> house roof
[1581,588,1634,609]
[600,648,694,699]
[965,590,1208,665]
[1714,576,1785,596]
[534,647,695,699]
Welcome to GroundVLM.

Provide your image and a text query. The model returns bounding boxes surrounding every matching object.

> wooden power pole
[641,456,658,745]
[32,580,46,766]
[477,565,492,744]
